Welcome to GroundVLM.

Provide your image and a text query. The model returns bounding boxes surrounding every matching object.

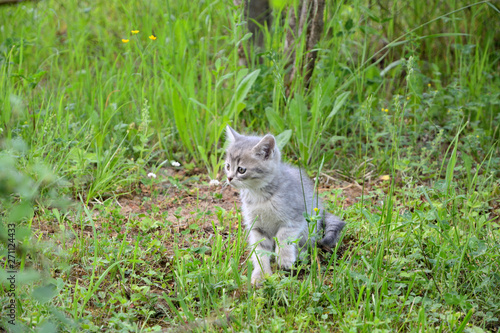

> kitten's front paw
[251,270,264,286]
[277,253,296,270]
[251,267,272,286]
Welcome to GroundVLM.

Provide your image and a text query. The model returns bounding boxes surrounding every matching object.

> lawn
[0,0,499,332]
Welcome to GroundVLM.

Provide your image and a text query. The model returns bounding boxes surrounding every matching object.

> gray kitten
[224,126,345,285]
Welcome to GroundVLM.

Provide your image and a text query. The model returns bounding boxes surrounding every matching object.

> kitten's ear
[253,134,276,160]
[226,125,241,144]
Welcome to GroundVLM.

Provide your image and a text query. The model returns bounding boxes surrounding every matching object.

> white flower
[209,179,220,186]
[170,160,180,167]
[147,172,157,178]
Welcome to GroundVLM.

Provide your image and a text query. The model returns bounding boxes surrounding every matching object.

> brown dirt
[32,169,379,251]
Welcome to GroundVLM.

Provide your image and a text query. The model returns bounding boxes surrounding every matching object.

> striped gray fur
[225,126,346,285]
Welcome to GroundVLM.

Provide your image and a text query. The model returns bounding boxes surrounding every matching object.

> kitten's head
[224,126,281,189]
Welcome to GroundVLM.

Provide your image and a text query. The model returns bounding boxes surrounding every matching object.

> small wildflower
[131,30,139,34]
[428,83,431,87]
[147,172,157,178]
[170,160,180,167]
[122,39,130,43]
[313,207,319,214]
[476,135,479,138]
[149,35,157,40]
[406,96,410,100]
[209,179,220,186]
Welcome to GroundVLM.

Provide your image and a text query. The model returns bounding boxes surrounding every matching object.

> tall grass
[0,0,499,331]
[1,0,498,180]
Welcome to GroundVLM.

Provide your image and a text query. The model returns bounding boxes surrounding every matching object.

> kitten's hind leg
[248,229,274,285]
[275,227,303,270]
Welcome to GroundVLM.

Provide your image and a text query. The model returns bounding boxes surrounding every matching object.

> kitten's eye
[237,167,246,174]
[226,163,230,170]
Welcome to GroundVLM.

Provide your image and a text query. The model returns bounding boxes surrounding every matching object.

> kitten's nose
[228,176,233,182]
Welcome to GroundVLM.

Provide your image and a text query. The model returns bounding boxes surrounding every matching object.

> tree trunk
[234,0,272,66]
[237,0,325,95]
[285,0,325,93]
[244,0,272,49]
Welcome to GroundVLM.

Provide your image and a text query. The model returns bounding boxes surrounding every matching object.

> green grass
[1,0,499,331]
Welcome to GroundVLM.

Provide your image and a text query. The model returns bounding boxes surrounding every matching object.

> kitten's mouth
[226,179,242,189]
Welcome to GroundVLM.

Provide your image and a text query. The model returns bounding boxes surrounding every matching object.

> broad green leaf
[445,140,458,191]
[7,201,34,223]
[197,145,208,164]
[32,284,58,304]
[37,321,58,333]
[236,32,253,47]
[225,69,260,117]
[327,92,350,119]
[275,130,292,150]
[265,107,285,133]
[289,95,308,131]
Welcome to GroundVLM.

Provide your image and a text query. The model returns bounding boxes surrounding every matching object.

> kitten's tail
[318,213,346,248]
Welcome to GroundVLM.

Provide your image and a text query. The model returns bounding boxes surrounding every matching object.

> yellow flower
[149,35,157,40]
[428,83,431,87]
[122,39,129,43]
[314,207,319,214]
[131,30,139,34]
[407,96,410,100]
[380,175,390,181]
